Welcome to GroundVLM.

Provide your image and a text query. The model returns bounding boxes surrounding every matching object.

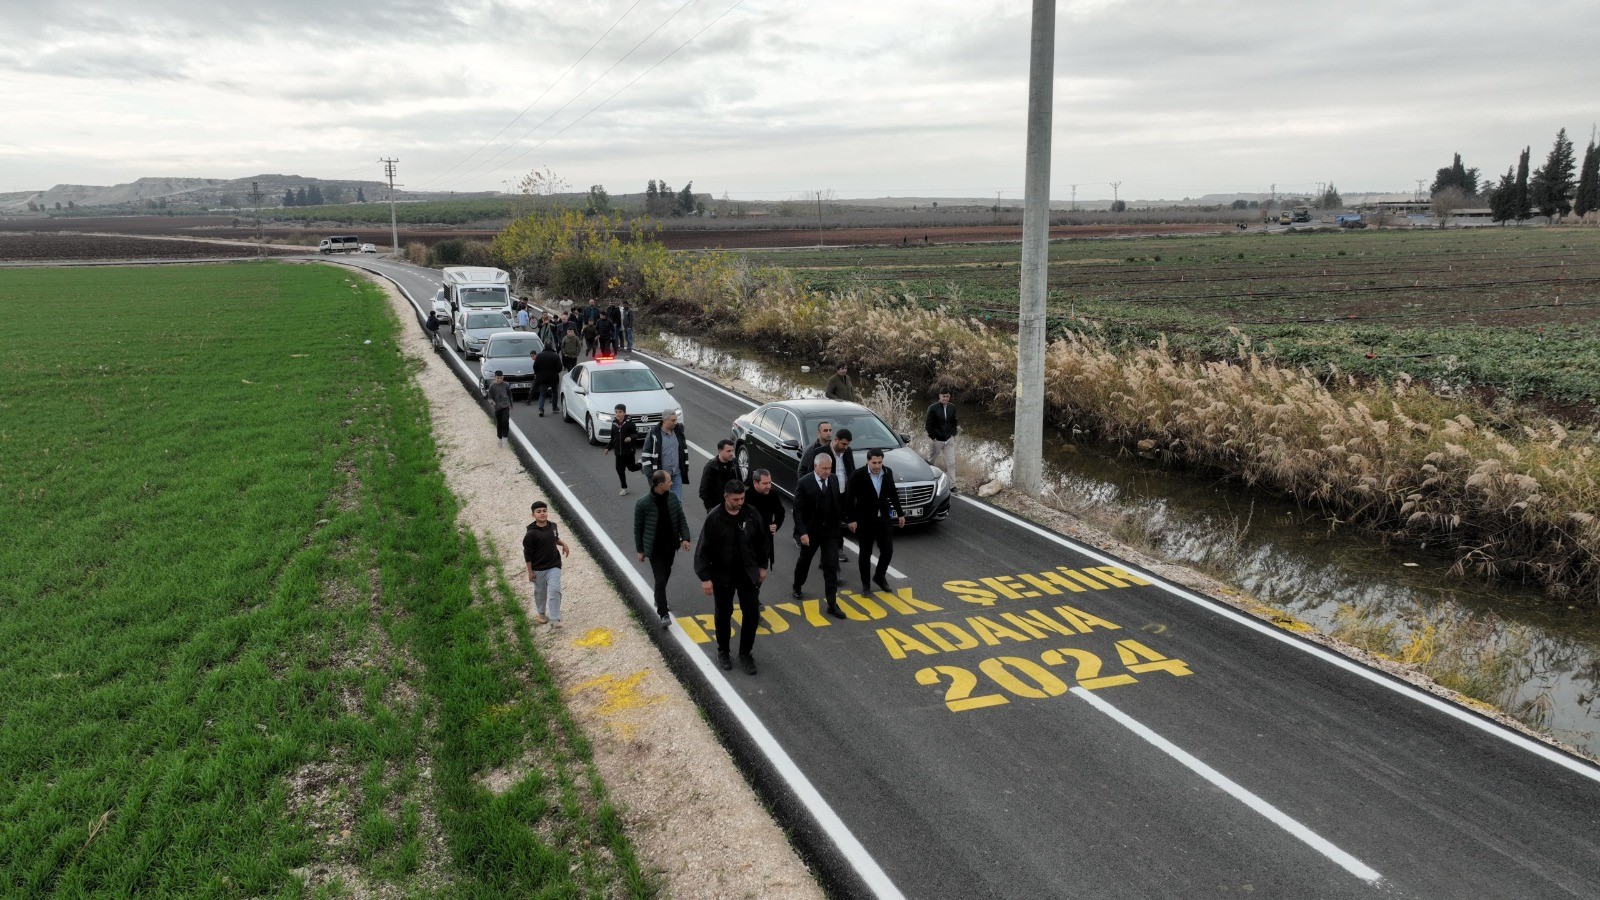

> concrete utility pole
[381,157,400,256]
[1069,184,1078,211]
[816,189,824,247]
[1013,0,1055,497]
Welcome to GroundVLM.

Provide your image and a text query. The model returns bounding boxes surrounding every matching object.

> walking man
[695,479,768,673]
[641,410,691,499]
[825,362,856,402]
[698,439,740,511]
[560,328,582,372]
[745,468,784,610]
[796,420,835,482]
[925,389,959,474]
[595,314,616,357]
[515,305,531,331]
[536,312,557,347]
[487,371,513,444]
[604,403,642,494]
[524,500,571,627]
[846,448,905,592]
[634,469,691,628]
[533,343,563,415]
[791,454,846,619]
[620,301,636,351]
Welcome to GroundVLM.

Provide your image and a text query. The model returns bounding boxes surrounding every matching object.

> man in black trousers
[846,448,905,592]
[695,479,768,673]
[698,439,740,511]
[634,469,692,628]
[791,454,846,619]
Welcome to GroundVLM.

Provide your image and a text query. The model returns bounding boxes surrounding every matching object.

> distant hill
[0,175,495,215]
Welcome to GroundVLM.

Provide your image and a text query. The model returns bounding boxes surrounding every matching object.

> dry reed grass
[493,212,1600,603]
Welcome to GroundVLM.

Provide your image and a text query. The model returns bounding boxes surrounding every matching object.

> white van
[440,266,513,317]
[318,235,362,254]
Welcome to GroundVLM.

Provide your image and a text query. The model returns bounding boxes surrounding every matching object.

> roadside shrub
[404,242,428,266]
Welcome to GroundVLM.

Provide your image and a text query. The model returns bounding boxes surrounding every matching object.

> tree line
[1430,128,1600,224]
[282,185,366,207]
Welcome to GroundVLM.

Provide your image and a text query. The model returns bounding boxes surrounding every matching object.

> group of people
[518,297,636,360]
[512,350,963,679]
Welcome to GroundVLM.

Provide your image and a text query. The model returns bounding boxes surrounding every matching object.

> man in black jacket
[795,420,834,483]
[641,411,690,499]
[925,389,959,474]
[694,479,767,673]
[744,468,784,571]
[533,344,563,414]
[698,439,740,511]
[791,455,846,618]
[846,448,905,592]
[603,404,642,494]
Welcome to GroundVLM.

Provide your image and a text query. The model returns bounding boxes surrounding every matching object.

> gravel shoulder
[364,268,825,900]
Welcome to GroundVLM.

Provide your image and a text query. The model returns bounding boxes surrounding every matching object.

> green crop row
[0,263,649,897]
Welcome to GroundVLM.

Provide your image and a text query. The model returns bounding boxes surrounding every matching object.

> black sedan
[730,399,952,524]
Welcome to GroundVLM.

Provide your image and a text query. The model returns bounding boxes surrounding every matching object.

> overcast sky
[2,0,1596,201]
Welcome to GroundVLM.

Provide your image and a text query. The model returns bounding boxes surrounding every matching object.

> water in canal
[653,332,1600,758]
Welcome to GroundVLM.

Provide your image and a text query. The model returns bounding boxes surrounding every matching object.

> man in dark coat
[641,411,691,499]
[698,439,740,511]
[744,468,785,572]
[694,479,768,673]
[604,403,642,494]
[634,469,692,628]
[532,344,563,414]
[845,448,905,592]
[791,454,846,619]
[924,389,959,474]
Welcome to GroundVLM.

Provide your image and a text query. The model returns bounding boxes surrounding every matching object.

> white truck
[440,266,514,319]
[318,235,362,254]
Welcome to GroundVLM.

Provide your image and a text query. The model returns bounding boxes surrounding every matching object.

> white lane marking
[1071,687,1383,884]
[378,268,907,900]
[683,441,906,580]
[956,494,1600,785]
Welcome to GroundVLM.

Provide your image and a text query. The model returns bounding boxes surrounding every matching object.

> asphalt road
[347,257,1600,899]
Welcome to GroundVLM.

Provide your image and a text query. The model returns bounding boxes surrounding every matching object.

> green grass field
[749,227,1600,405]
[0,263,649,897]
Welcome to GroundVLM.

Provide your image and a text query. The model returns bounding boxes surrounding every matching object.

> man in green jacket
[634,469,692,628]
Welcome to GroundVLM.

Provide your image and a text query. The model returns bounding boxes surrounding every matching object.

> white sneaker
[619,488,629,496]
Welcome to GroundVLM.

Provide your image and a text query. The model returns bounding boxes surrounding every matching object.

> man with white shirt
[846,448,905,593]
[791,454,846,619]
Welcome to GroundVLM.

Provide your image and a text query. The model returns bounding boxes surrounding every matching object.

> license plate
[906,507,924,518]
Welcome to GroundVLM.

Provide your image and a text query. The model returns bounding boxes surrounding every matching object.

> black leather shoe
[873,576,891,592]
[738,654,758,675]
[826,604,846,619]
[717,651,733,671]
[791,589,803,601]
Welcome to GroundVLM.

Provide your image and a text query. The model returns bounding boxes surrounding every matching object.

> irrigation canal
[349,256,1600,900]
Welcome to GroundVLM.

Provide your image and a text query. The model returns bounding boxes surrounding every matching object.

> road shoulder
[367,270,826,900]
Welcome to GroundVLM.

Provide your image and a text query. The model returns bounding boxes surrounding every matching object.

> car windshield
[592,369,663,393]
[467,314,508,329]
[460,286,508,308]
[484,335,542,357]
[803,412,899,448]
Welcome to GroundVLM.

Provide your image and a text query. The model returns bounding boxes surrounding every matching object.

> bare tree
[1432,186,1469,228]
[518,165,570,214]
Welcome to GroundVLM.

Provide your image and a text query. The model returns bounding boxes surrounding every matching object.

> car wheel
[586,415,601,446]
[562,394,574,423]
[736,444,751,481]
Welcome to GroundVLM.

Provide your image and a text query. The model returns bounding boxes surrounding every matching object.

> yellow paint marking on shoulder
[571,671,664,716]
[572,627,614,648]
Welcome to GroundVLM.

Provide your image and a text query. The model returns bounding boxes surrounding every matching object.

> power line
[439,0,703,191]
[481,0,750,182]
[415,0,647,190]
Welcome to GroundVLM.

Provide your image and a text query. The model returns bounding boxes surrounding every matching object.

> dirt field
[0,214,1230,252]
[0,232,304,261]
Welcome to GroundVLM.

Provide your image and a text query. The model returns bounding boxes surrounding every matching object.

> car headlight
[673,408,684,421]
[933,469,948,495]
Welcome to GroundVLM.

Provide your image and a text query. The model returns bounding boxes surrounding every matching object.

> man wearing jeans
[523,501,570,628]
[532,345,563,415]
[924,389,959,474]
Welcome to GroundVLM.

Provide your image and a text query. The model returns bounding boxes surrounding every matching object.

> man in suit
[791,454,847,619]
[846,448,906,592]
